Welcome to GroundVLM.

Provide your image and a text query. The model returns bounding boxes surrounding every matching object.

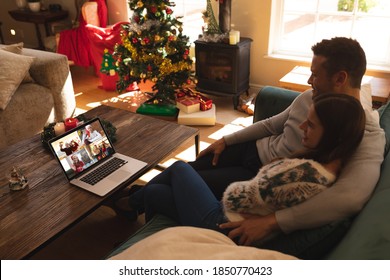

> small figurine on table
[9,167,29,191]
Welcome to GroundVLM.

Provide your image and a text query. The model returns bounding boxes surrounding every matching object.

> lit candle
[235,30,240,43]
[64,118,79,131]
[54,122,66,136]
[229,30,239,45]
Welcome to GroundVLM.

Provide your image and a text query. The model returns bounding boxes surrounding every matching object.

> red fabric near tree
[57,0,108,67]
[85,21,129,75]
[85,21,139,91]
[86,21,139,91]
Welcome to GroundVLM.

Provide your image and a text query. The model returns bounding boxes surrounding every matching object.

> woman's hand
[196,138,226,166]
[219,213,281,246]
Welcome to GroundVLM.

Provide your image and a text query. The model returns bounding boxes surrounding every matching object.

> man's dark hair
[311,37,366,88]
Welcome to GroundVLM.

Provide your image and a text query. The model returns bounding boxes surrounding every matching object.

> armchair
[0,45,76,149]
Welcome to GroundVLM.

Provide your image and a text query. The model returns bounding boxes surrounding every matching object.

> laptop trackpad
[110,170,131,183]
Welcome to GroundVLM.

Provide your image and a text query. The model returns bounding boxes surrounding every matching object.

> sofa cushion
[0,49,35,110]
[326,153,390,259]
[1,43,34,83]
[378,101,390,156]
[259,218,352,259]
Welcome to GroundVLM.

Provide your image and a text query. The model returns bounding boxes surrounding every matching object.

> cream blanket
[109,226,297,260]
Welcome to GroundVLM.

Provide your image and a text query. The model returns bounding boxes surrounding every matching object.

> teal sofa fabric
[108,86,390,260]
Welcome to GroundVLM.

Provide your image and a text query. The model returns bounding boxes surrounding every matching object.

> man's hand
[219,213,281,245]
[196,138,226,166]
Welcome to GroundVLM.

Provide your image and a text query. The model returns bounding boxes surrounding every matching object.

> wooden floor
[28,66,252,260]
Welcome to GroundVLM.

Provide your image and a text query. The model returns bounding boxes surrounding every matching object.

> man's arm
[223,105,292,146]
[196,104,293,165]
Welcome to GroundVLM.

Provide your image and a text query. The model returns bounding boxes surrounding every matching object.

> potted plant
[27,0,41,12]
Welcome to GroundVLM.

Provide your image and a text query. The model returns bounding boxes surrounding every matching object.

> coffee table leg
[195,134,199,156]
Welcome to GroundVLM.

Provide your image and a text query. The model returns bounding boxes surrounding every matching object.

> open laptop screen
[49,118,115,180]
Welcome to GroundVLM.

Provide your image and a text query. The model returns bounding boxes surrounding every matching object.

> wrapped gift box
[199,95,213,111]
[176,95,200,114]
[178,104,216,126]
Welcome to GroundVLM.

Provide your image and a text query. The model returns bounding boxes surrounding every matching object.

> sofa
[106,86,390,260]
[0,43,76,150]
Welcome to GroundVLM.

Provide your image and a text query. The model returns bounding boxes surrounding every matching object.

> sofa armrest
[253,86,300,123]
[22,48,76,121]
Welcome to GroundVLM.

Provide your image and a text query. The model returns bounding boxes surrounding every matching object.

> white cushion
[360,83,373,110]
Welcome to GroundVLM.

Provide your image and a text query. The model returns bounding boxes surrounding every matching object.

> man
[189,37,385,256]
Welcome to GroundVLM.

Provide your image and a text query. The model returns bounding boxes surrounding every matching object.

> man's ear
[333,71,348,87]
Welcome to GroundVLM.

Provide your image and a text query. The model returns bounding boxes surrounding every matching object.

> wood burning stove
[194,37,252,108]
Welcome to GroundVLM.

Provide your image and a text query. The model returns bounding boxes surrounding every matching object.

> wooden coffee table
[0,105,199,259]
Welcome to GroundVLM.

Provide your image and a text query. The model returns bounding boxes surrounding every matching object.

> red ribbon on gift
[177,88,213,111]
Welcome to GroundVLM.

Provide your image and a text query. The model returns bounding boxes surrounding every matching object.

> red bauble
[143,37,150,44]
[150,6,157,13]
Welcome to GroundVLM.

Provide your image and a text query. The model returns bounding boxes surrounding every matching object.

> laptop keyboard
[80,157,127,185]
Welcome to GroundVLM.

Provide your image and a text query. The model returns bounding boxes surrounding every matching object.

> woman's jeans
[188,140,262,199]
[129,161,229,234]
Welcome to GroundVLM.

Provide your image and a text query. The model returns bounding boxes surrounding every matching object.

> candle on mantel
[54,122,66,136]
[64,118,79,131]
[229,30,240,45]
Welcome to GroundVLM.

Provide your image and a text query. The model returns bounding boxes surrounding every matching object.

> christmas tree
[114,0,193,104]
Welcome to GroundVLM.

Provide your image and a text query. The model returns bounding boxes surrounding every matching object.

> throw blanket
[57,0,108,67]
[222,158,336,221]
[109,227,297,260]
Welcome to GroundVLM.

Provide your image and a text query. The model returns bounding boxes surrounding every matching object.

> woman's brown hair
[306,93,365,166]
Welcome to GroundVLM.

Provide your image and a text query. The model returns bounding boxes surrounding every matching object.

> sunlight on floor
[137,168,162,184]
[209,123,244,140]
[86,101,103,108]
[230,115,254,127]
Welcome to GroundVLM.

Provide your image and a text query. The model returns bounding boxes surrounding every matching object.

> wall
[1,0,389,89]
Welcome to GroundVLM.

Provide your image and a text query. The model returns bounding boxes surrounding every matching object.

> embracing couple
[115,37,385,259]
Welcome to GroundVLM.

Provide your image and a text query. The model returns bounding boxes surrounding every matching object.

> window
[271,0,390,70]
[172,0,206,44]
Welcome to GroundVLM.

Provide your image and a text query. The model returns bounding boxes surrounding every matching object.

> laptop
[49,117,147,196]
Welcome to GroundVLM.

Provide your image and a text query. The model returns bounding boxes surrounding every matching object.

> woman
[117,93,365,244]
[70,154,85,174]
